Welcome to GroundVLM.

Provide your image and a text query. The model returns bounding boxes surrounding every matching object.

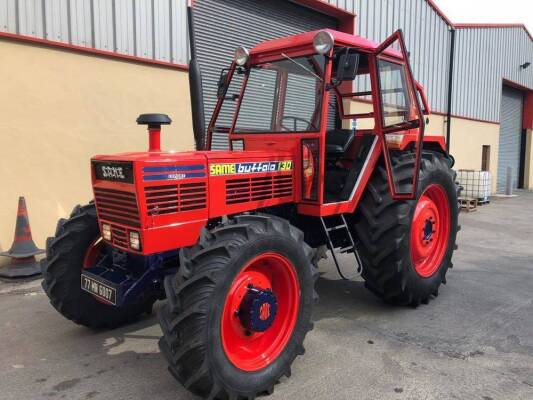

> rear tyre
[158,214,317,399]
[41,203,155,329]
[353,152,460,306]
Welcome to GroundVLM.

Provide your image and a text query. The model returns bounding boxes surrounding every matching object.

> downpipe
[446,28,456,153]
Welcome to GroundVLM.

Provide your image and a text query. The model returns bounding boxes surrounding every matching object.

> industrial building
[0,0,532,250]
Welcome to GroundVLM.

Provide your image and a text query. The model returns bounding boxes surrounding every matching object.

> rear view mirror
[217,71,229,99]
[336,52,360,81]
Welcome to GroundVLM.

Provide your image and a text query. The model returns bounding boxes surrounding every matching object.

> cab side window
[377,60,411,127]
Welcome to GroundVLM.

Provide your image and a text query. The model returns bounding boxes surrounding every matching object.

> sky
[433,0,533,33]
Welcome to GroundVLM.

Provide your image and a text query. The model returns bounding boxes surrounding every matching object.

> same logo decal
[210,161,293,176]
[101,166,126,180]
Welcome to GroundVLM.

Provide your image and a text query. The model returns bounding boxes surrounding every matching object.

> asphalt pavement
[1,192,532,400]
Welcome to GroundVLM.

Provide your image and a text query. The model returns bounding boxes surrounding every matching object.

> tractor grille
[144,182,207,215]
[226,175,293,205]
[93,188,141,227]
[110,224,129,249]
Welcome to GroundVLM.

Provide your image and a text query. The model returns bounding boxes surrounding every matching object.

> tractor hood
[90,149,295,255]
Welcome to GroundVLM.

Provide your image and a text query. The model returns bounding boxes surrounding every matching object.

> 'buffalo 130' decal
[210,161,293,176]
[142,165,206,181]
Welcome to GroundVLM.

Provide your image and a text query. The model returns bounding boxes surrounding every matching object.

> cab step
[320,214,363,280]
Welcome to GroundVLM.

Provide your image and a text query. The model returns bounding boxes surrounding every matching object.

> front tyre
[354,152,460,306]
[158,214,317,399]
[41,203,155,328]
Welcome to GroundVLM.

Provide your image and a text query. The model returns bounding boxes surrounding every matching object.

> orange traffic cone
[0,197,44,278]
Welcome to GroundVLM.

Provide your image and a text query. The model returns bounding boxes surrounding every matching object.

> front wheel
[41,203,155,328]
[353,152,460,306]
[158,214,317,399]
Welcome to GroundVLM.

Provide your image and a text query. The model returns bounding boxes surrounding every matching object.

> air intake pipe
[136,113,172,152]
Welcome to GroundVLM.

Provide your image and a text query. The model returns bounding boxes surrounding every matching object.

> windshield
[234,54,325,133]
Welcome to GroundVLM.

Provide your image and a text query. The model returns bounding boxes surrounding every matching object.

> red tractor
[42,27,459,400]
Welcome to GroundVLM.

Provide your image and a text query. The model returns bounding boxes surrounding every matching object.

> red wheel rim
[221,253,300,372]
[410,184,451,278]
[83,238,104,269]
[82,238,110,305]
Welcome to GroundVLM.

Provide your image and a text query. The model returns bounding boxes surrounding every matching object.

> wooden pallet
[459,197,478,212]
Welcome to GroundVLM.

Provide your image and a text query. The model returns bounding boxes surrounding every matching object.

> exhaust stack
[187,4,206,150]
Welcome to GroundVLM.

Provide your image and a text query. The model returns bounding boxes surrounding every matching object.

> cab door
[371,30,425,199]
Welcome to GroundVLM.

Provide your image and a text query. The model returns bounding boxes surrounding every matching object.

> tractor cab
[210,29,437,215]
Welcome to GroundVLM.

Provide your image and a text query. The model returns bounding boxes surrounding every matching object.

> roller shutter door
[194,0,337,149]
[497,87,523,192]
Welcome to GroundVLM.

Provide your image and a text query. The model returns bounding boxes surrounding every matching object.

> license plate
[81,273,117,305]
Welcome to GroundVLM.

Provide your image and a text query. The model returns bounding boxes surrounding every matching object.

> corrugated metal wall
[452,27,533,122]
[194,0,337,149]
[0,0,188,65]
[325,0,452,115]
[1,0,532,124]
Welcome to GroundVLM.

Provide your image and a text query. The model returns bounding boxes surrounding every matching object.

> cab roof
[250,29,403,59]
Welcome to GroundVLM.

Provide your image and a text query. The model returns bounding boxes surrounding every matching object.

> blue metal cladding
[0,0,189,65]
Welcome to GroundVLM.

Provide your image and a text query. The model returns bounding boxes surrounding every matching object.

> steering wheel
[281,116,313,131]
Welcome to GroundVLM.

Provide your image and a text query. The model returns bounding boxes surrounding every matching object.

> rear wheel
[158,214,317,399]
[41,203,155,328]
[353,152,460,306]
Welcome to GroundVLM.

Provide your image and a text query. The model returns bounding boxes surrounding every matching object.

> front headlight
[129,231,141,251]
[234,46,249,66]
[313,31,334,55]
[102,224,112,241]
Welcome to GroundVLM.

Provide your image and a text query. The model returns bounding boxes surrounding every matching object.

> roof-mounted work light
[234,46,250,66]
[313,31,334,55]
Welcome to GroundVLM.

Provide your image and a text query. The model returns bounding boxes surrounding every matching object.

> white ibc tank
[456,170,492,200]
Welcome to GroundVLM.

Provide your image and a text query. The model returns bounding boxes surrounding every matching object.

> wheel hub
[238,286,278,333]
[423,218,435,242]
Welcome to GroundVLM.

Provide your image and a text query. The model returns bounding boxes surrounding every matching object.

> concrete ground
[1,192,533,400]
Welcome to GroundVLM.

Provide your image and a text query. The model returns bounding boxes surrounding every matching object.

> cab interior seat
[325,128,355,158]
[324,130,373,203]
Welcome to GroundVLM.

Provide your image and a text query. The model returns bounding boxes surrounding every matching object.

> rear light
[102,224,112,241]
[302,145,315,199]
[129,231,141,251]
[301,139,319,201]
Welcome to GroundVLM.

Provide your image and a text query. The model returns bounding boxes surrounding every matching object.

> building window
[481,145,491,171]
